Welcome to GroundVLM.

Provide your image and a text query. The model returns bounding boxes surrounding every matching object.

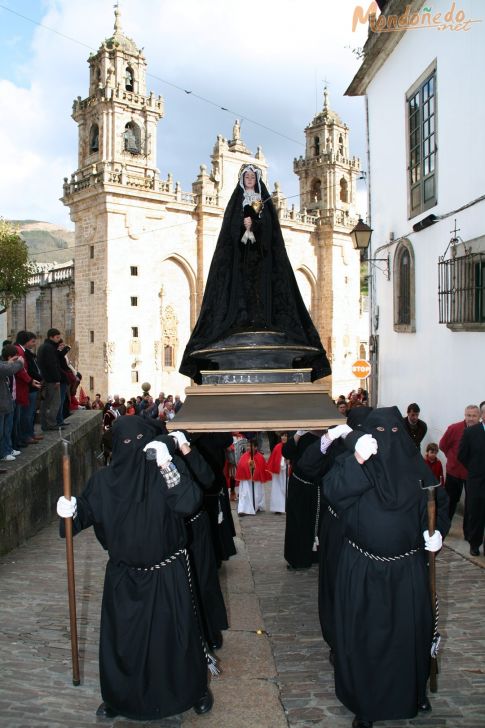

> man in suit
[458,401,485,556]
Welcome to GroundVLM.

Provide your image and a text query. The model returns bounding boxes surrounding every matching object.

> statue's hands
[243,216,252,230]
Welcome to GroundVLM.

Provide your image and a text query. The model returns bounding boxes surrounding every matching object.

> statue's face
[243,171,256,190]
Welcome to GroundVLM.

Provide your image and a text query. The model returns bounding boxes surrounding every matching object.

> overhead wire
[0,2,303,145]
[0,3,366,259]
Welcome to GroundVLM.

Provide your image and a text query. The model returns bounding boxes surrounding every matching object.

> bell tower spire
[294,85,360,223]
[68,5,163,174]
[62,12,164,399]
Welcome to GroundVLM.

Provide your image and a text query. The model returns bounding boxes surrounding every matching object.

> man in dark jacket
[36,328,62,431]
[458,401,485,556]
[402,403,427,450]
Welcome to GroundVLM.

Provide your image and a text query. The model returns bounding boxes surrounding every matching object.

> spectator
[402,403,427,450]
[458,401,485,556]
[92,393,104,410]
[117,397,127,416]
[56,340,73,426]
[37,328,63,431]
[357,387,369,405]
[159,399,175,422]
[126,398,137,415]
[439,404,480,521]
[14,331,42,446]
[337,401,348,417]
[424,443,443,482]
[174,395,183,413]
[0,345,23,467]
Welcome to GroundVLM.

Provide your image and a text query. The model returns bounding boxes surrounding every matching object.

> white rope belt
[293,473,314,485]
[132,548,186,571]
[188,510,203,524]
[347,539,421,562]
[327,505,339,519]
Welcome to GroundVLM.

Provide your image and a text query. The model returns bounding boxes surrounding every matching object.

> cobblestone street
[0,495,484,728]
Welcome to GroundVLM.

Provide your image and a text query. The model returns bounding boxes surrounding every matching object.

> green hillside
[9,220,75,265]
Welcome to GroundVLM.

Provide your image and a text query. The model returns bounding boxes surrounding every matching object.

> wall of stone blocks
[0,411,102,556]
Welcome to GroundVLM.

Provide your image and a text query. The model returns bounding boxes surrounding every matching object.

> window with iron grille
[439,250,485,330]
[407,66,437,219]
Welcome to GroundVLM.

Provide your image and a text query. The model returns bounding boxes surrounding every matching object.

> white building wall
[366,11,485,441]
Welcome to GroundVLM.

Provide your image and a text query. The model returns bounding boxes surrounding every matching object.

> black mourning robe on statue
[66,417,208,721]
[179,175,331,383]
[323,407,450,722]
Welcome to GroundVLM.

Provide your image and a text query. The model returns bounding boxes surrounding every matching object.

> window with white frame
[407,64,437,219]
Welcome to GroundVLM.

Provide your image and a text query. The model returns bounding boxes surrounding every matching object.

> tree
[0,219,35,315]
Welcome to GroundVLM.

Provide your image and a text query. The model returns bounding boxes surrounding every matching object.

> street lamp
[350,217,372,251]
[350,217,390,280]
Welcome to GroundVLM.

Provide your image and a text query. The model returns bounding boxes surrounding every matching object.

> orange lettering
[352,1,379,32]
[444,2,456,22]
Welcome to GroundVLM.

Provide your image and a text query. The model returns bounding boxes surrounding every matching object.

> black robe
[283,432,338,569]
[182,447,229,645]
[179,178,331,383]
[189,432,237,566]
[64,417,208,721]
[318,408,373,650]
[323,407,450,722]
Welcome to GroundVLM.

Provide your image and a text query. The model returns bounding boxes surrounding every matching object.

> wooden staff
[249,441,256,513]
[427,485,438,693]
[62,440,81,686]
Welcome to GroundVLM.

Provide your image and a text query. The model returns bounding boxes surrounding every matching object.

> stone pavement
[0,491,484,728]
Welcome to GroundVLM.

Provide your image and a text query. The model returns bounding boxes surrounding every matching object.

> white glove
[327,424,352,441]
[423,530,442,552]
[295,430,307,437]
[57,496,77,519]
[355,434,378,461]
[143,441,172,467]
[170,431,189,449]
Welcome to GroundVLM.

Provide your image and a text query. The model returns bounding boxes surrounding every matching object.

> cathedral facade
[54,12,363,400]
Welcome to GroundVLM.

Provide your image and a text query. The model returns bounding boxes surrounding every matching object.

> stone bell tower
[295,86,360,217]
[62,7,164,397]
[294,87,362,388]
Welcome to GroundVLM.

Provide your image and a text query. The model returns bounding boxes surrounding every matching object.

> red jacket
[235,451,271,483]
[14,344,33,406]
[424,456,444,482]
[266,442,292,476]
[439,420,468,480]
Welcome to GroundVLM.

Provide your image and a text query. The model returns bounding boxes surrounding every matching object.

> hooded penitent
[65,415,208,721]
[322,405,450,723]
